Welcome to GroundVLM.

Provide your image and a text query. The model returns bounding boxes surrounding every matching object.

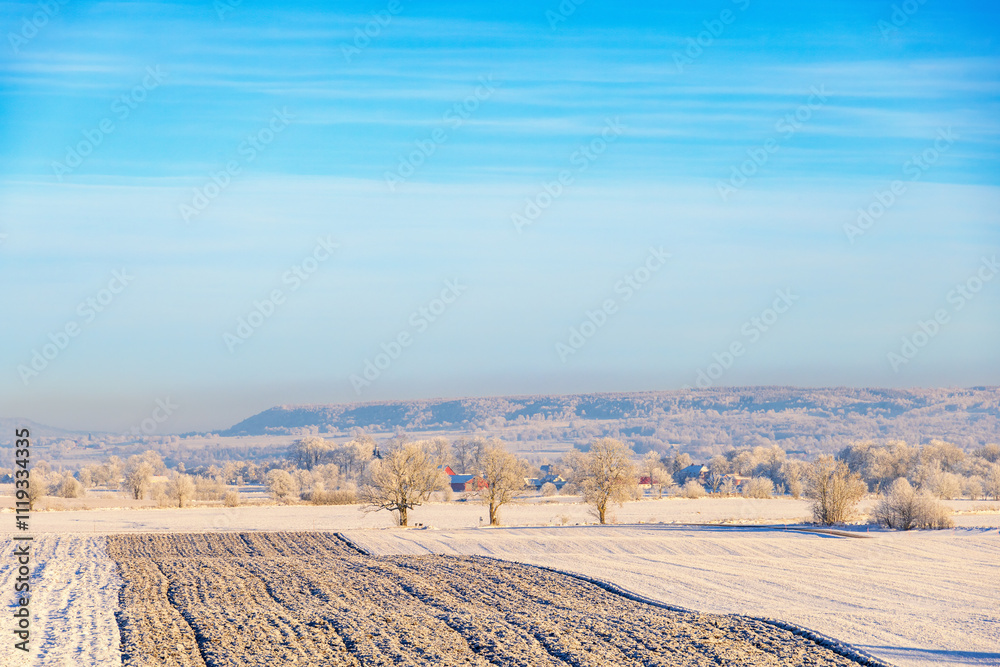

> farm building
[524,473,566,491]
[676,464,709,484]
[720,473,752,490]
[449,474,488,493]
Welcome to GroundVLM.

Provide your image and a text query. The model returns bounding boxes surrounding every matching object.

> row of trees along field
[10,436,999,529]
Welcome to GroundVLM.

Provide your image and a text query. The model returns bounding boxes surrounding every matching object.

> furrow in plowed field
[106,532,868,667]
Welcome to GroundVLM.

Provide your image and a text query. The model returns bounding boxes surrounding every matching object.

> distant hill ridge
[221,387,1000,449]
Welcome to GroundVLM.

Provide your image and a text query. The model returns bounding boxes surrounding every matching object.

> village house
[676,464,709,484]
[448,473,488,493]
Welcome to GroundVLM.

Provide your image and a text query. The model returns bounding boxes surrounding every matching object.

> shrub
[963,477,984,501]
[682,479,706,499]
[429,486,454,502]
[873,478,953,530]
[310,489,358,505]
[57,474,84,499]
[266,469,297,501]
[808,456,866,525]
[559,482,579,496]
[717,479,737,497]
[195,476,226,501]
[223,490,241,507]
[540,482,558,497]
[742,477,774,499]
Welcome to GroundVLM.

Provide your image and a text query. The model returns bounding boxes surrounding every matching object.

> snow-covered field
[1,498,996,666]
[21,496,1000,533]
[344,525,1000,667]
[0,535,121,667]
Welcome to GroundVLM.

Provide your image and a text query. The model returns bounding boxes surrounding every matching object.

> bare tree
[141,450,166,475]
[427,437,453,470]
[166,474,196,508]
[347,435,375,477]
[779,460,808,499]
[807,456,866,525]
[572,438,638,524]
[25,472,48,510]
[291,437,331,470]
[453,437,485,474]
[77,466,95,489]
[974,443,1000,463]
[95,456,122,488]
[707,455,730,493]
[984,463,1000,500]
[359,441,447,526]
[639,451,670,498]
[670,452,693,481]
[123,455,155,500]
[477,440,526,525]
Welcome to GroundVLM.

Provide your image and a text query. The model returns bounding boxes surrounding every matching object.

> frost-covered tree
[984,464,1000,501]
[291,437,331,470]
[570,438,638,524]
[807,456,866,525]
[56,473,84,499]
[453,436,486,474]
[359,441,447,526]
[707,455,730,493]
[477,440,526,525]
[779,460,808,499]
[266,469,296,501]
[640,451,670,498]
[122,456,155,500]
[166,474,196,508]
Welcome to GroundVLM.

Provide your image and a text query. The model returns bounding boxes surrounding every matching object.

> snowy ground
[0,535,121,667]
[19,496,1000,533]
[344,525,1000,667]
[1,498,996,666]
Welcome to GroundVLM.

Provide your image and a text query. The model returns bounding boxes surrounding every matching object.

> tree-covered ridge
[224,386,1000,455]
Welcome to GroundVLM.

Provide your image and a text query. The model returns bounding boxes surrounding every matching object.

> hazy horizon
[2,0,998,433]
[6,383,998,437]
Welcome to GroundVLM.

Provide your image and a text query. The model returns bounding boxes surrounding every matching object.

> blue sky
[1,0,998,432]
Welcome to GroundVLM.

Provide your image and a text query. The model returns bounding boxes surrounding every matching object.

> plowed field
[107,532,868,667]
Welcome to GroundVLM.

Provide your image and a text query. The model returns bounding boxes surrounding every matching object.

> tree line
[11,434,998,530]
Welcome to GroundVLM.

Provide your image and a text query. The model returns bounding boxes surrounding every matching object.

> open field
[345,525,1000,667]
[106,531,870,666]
[1,498,997,666]
[15,496,1000,533]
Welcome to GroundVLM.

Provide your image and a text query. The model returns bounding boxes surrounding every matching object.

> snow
[344,525,1000,667]
[0,535,122,667]
[2,496,996,666]
[22,496,1000,533]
